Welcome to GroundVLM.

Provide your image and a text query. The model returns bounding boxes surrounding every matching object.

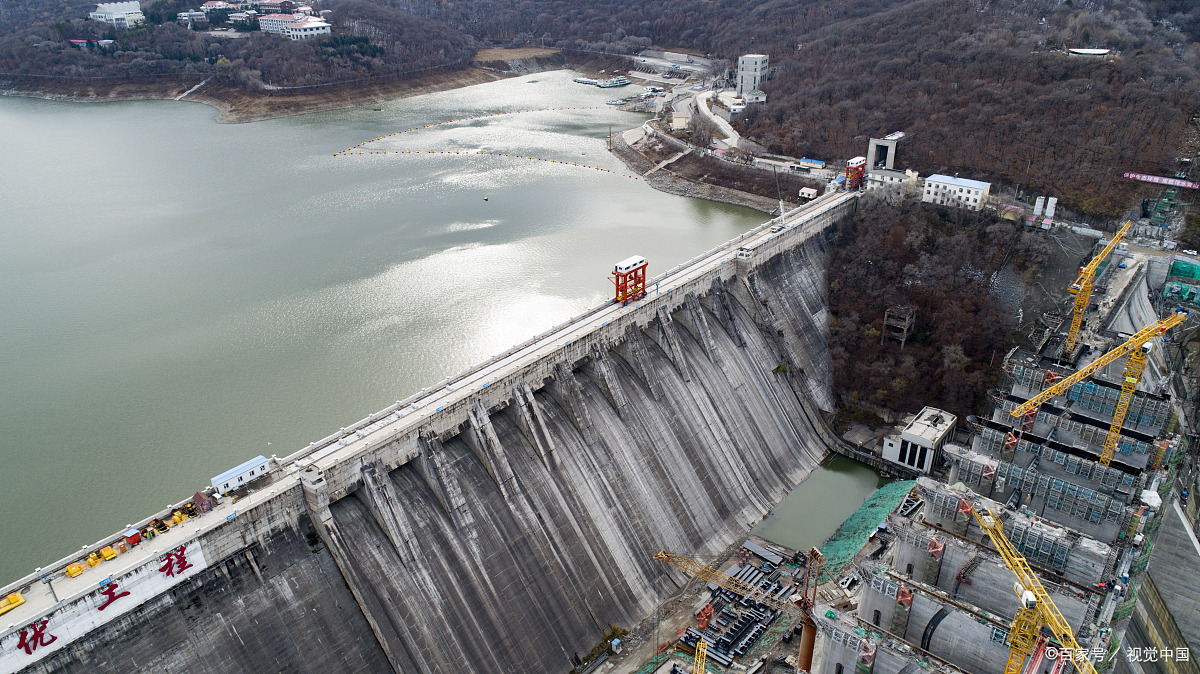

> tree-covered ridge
[0,0,475,87]
[419,0,1199,215]
[1,0,1197,213]
[826,199,1053,419]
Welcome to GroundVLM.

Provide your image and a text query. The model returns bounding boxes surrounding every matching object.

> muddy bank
[0,66,509,123]
[190,68,509,123]
[609,131,788,214]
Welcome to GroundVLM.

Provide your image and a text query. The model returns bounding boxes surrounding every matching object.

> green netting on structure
[818,480,916,583]
[1169,260,1200,280]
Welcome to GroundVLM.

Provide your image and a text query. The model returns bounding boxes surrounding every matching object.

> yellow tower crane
[693,637,707,674]
[1008,309,1190,465]
[1065,220,1132,354]
[970,505,1100,674]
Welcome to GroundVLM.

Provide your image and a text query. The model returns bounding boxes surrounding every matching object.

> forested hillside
[418,0,1200,215]
[826,198,1053,419]
[0,0,474,86]
[2,0,1197,214]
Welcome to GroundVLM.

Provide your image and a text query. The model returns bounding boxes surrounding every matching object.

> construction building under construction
[804,226,1197,674]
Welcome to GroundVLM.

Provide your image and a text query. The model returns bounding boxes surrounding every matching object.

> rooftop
[925,174,990,190]
[94,0,140,11]
[903,406,956,443]
[211,454,268,486]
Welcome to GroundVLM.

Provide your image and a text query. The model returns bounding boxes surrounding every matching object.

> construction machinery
[970,504,1099,674]
[654,548,824,671]
[1064,220,1132,354]
[693,637,707,674]
[1008,308,1190,465]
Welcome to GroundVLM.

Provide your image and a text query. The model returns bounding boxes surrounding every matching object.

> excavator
[1008,308,1190,465]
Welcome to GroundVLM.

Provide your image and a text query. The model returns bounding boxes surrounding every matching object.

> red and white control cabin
[611,255,648,305]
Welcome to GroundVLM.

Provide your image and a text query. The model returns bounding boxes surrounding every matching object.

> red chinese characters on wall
[17,619,56,655]
[97,582,130,611]
[158,545,193,578]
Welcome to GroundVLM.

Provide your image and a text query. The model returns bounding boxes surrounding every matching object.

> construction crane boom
[653,551,799,616]
[971,506,1100,674]
[1009,309,1188,418]
[1065,220,1132,353]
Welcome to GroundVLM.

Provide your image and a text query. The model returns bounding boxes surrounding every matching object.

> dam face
[9,195,855,674]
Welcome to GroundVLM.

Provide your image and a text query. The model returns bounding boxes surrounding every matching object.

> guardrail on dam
[1,190,859,674]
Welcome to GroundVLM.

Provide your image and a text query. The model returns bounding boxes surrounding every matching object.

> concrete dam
[3,193,859,674]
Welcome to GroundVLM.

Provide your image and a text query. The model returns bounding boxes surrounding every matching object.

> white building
[866,168,920,195]
[881,407,957,474]
[283,14,329,39]
[176,9,207,24]
[743,89,766,104]
[89,1,144,27]
[922,174,991,211]
[737,54,768,96]
[259,11,328,37]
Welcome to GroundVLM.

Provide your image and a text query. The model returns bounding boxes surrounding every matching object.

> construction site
[626,210,1200,674]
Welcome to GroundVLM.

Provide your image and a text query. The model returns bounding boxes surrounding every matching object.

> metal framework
[693,637,707,673]
[970,506,1099,674]
[653,551,799,616]
[1065,220,1132,353]
[611,261,647,305]
[1008,309,1189,465]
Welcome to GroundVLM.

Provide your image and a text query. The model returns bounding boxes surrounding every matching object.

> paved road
[304,191,858,476]
[695,91,740,149]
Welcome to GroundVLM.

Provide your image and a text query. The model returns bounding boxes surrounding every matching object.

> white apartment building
[737,54,768,96]
[881,407,957,474]
[89,1,144,27]
[922,174,991,211]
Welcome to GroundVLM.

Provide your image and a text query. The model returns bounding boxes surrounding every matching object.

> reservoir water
[0,70,869,585]
[753,455,891,551]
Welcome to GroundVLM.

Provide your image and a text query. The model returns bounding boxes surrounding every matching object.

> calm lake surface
[0,71,863,583]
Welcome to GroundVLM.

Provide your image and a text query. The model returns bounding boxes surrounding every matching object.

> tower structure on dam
[812,244,1196,674]
[0,194,860,674]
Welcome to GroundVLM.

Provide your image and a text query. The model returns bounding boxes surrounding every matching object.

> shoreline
[0,48,626,124]
[608,128,791,215]
[0,66,513,123]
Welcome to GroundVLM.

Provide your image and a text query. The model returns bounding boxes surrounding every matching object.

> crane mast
[1008,309,1189,464]
[971,506,1100,674]
[1065,220,1132,353]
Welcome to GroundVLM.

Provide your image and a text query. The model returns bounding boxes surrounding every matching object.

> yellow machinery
[693,637,707,673]
[0,592,25,616]
[971,505,1099,674]
[1008,309,1190,465]
[654,548,824,671]
[1065,220,1132,353]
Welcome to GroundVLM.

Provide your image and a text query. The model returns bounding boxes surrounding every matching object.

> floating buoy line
[334,107,645,181]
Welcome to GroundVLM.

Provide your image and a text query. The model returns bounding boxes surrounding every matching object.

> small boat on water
[597,76,631,88]
[606,100,625,105]
[573,77,599,85]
